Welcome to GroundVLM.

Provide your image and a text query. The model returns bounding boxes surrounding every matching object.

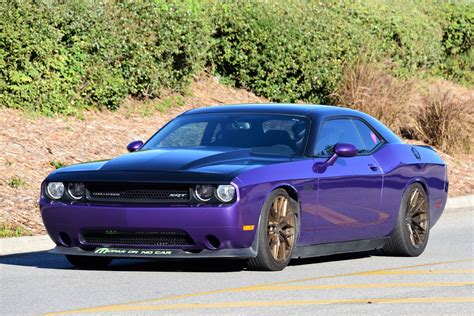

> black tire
[247,189,298,271]
[66,255,113,269]
[383,183,430,257]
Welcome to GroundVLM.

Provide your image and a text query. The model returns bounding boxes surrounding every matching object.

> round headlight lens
[68,183,85,200]
[46,182,64,200]
[195,185,214,202]
[216,185,236,203]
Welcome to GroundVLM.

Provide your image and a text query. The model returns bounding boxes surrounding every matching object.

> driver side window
[158,122,208,147]
[315,118,367,156]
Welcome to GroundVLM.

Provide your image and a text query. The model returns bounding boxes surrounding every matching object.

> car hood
[49,147,293,183]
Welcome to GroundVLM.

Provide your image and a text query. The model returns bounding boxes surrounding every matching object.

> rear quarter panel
[373,143,448,231]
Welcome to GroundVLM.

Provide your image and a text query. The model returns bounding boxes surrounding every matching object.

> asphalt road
[1,208,473,315]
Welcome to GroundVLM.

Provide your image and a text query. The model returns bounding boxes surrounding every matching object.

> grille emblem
[169,193,188,198]
[93,192,121,197]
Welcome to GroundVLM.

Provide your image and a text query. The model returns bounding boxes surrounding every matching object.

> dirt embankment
[0,75,472,235]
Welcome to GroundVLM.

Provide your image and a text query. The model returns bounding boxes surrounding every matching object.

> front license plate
[93,247,174,256]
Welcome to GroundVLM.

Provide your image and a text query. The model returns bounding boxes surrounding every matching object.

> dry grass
[332,57,415,134]
[414,87,473,155]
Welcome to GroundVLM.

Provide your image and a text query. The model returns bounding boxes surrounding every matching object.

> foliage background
[0,0,472,115]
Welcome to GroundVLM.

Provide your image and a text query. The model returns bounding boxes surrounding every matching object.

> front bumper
[50,245,257,259]
[41,200,259,254]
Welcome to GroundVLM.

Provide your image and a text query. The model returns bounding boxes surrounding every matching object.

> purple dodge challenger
[40,104,448,271]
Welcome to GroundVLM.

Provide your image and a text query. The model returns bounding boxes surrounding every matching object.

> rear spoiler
[414,144,436,152]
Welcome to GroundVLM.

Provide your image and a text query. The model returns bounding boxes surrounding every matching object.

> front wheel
[383,183,430,257]
[247,189,298,271]
[66,255,113,269]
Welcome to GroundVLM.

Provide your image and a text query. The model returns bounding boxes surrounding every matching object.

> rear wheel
[247,189,298,271]
[383,183,430,256]
[66,255,113,269]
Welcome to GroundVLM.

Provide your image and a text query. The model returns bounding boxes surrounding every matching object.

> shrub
[436,3,474,85]
[0,1,211,114]
[0,224,29,238]
[414,87,473,154]
[332,57,415,134]
[49,160,66,169]
[208,1,444,103]
[7,176,26,189]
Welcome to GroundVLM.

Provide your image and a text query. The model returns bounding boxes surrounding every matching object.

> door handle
[368,164,378,171]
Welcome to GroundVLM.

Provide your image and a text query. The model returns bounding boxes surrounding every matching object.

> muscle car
[40,104,448,270]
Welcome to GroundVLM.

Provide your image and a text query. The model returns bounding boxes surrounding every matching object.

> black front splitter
[50,245,257,259]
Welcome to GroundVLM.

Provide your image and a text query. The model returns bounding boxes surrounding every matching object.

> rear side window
[315,118,381,156]
[352,119,382,152]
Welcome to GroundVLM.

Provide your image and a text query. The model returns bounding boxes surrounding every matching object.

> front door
[312,117,387,244]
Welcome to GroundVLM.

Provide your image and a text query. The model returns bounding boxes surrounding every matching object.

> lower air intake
[82,231,194,246]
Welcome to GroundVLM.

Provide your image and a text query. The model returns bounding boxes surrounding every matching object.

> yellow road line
[65,297,474,313]
[231,281,474,292]
[45,258,474,315]
[363,269,474,275]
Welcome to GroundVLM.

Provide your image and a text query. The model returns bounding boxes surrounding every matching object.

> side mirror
[313,143,358,173]
[334,143,358,157]
[127,140,144,152]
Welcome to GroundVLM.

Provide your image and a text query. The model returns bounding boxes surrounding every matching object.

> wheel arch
[401,179,432,225]
[267,183,301,214]
[403,177,430,199]
[275,184,299,204]
[268,183,302,243]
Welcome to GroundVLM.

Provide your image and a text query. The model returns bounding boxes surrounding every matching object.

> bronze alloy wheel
[383,183,430,257]
[405,187,429,248]
[267,195,296,262]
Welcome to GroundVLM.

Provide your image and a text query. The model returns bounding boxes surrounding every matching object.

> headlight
[195,185,213,202]
[68,183,85,200]
[216,185,236,203]
[46,182,64,199]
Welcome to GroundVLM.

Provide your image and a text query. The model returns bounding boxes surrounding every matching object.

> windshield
[142,113,311,156]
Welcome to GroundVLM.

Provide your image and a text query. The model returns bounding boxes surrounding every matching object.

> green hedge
[0,0,472,114]
[0,1,210,114]
[436,3,474,85]
[209,1,472,103]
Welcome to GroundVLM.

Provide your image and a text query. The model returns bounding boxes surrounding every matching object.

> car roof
[182,103,402,144]
[183,103,362,117]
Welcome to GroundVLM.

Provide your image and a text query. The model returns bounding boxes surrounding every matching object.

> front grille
[86,183,191,203]
[83,231,194,246]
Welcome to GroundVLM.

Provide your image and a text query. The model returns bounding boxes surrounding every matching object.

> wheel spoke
[269,234,279,257]
[409,189,419,208]
[414,197,425,212]
[271,199,279,220]
[411,212,422,220]
[281,212,294,226]
[282,231,294,239]
[278,236,286,259]
[281,198,288,218]
[413,228,421,243]
[407,224,416,245]
[268,220,278,226]
[280,231,291,246]
[411,220,425,231]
